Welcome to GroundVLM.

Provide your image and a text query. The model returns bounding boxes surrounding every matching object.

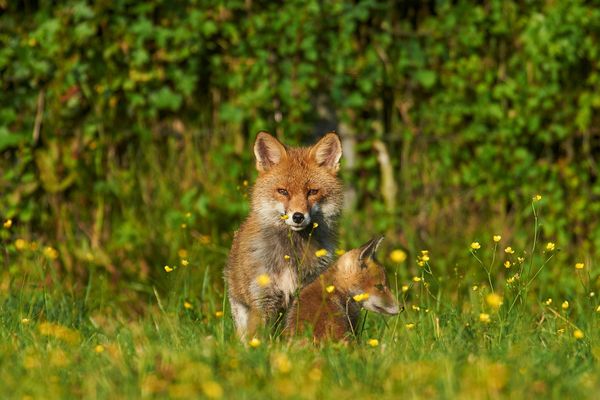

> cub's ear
[309,132,342,172]
[359,236,384,262]
[254,131,287,172]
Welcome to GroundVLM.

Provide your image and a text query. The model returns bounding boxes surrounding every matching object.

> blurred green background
[1,0,600,298]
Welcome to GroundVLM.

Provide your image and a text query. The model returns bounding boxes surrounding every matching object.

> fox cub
[286,236,400,341]
[225,132,343,338]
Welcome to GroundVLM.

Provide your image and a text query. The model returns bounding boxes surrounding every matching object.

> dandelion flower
[412,276,422,283]
[546,242,555,251]
[493,235,501,242]
[389,249,407,263]
[184,301,193,309]
[15,239,27,251]
[504,247,515,254]
[562,301,569,310]
[249,338,261,348]
[312,222,319,229]
[470,242,481,250]
[533,194,542,201]
[367,339,379,347]
[3,219,12,229]
[164,265,174,272]
[353,293,370,302]
[315,249,328,258]
[215,311,224,318]
[405,323,415,329]
[335,249,346,256]
[401,285,409,293]
[325,285,335,293]
[95,345,104,353]
[479,313,491,323]
[574,330,584,339]
[256,274,271,287]
[486,293,503,309]
[545,298,552,305]
[504,260,511,268]
[280,214,289,220]
[575,262,584,270]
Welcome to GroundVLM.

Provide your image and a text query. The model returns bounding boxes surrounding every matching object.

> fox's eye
[308,189,319,196]
[375,283,385,292]
[277,188,289,196]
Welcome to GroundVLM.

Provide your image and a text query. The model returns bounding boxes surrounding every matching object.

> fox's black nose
[292,212,305,224]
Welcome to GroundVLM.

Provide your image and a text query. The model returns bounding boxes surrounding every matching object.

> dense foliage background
[2,0,600,294]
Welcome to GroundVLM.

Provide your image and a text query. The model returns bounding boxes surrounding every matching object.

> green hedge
[1,0,600,284]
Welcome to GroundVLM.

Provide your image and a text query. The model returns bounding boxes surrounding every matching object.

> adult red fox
[286,236,400,341]
[225,132,343,339]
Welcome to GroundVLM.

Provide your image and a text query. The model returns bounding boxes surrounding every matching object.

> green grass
[2,200,600,399]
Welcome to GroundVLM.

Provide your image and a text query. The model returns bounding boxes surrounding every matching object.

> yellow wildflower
[493,235,501,242]
[546,242,555,251]
[412,276,422,283]
[353,293,370,302]
[178,249,188,258]
[421,250,429,256]
[596,305,600,313]
[215,311,224,318]
[417,260,425,267]
[312,222,319,229]
[184,301,193,309]
[15,239,27,251]
[389,249,407,263]
[545,298,552,305]
[249,338,261,348]
[22,318,30,324]
[242,180,248,187]
[573,330,584,340]
[256,274,271,287]
[185,212,192,218]
[284,255,291,261]
[533,194,542,201]
[272,353,292,374]
[470,242,481,250]
[164,265,174,272]
[562,301,569,310]
[325,285,335,293]
[43,246,59,260]
[411,305,420,311]
[367,339,379,347]
[315,249,328,257]
[486,293,503,309]
[95,345,104,353]
[472,285,479,291]
[401,285,409,293]
[280,214,289,220]
[504,247,515,254]
[421,255,430,262]
[180,223,187,229]
[479,313,491,323]
[405,323,415,330]
[335,249,346,256]
[517,257,525,264]
[3,219,12,229]
[202,381,224,399]
[575,262,584,270]
[504,260,511,268]
[181,259,189,266]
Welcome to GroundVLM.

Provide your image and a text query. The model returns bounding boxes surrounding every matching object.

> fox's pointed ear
[359,236,384,263]
[254,131,287,172]
[309,132,342,172]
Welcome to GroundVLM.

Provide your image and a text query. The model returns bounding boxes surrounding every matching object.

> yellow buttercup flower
[533,194,542,201]
[470,242,481,250]
[43,246,59,260]
[249,338,261,348]
[367,339,379,347]
[486,293,503,309]
[517,257,525,264]
[284,255,291,261]
[184,301,193,309]
[312,222,319,229]
[181,259,189,266]
[504,247,515,254]
[405,323,415,330]
[411,305,420,311]
[493,235,501,242]
[164,265,174,272]
[504,261,511,268]
[325,285,335,293]
[280,214,289,220]
[256,274,271,287]
[3,219,12,229]
[178,249,188,258]
[479,313,491,323]
[472,285,479,291]
[353,293,370,302]
[546,242,555,251]
[389,249,407,263]
[315,249,328,257]
[596,305,600,313]
[401,285,409,293]
[421,250,429,256]
[421,255,430,262]
[545,298,552,305]
[575,262,584,270]
[215,311,224,318]
[574,330,584,339]
[202,381,223,399]
[562,301,569,310]
[95,345,104,353]
[412,276,422,283]
[335,249,346,256]
[15,239,27,251]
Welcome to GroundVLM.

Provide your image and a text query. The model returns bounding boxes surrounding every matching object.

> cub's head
[252,132,343,231]
[337,236,400,315]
